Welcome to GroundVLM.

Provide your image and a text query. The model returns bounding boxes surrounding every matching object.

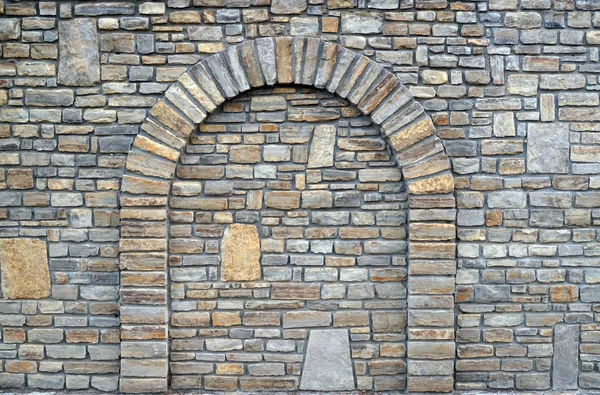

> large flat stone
[527,123,569,174]
[221,224,261,282]
[0,239,50,299]
[552,324,578,390]
[300,329,354,391]
[58,19,100,87]
[308,125,336,168]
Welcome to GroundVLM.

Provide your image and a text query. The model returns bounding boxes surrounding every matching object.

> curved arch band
[119,36,456,393]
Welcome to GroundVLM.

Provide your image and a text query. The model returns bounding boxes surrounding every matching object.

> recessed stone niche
[221,224,262,281]
[0,238,51,299]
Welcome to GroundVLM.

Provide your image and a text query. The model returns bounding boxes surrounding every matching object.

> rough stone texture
[3,0,599,391]
[307,125,336,168]
[57,19,100,86]
[300,329,354,390]
[553,324,579,390]
[527,123,569,173]
[0,239,50,299]
[220,224,261,282]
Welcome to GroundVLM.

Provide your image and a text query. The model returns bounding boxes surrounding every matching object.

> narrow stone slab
[552,324,578,390]
[308,125,336,168]
[300,329,354,391]
[0,239,50,299]
[221,224,261,281]
[58,19,100,86]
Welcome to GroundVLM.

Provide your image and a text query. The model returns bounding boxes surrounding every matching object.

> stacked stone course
[0,0,599,392]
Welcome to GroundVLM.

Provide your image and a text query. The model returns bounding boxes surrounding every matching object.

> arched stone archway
[119,36,456,393]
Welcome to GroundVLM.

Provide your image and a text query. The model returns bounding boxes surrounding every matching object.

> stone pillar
[119,177,171,393]
[384,117,456,393]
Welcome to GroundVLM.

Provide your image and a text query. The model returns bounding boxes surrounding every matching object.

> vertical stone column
[384,117,456,393]
[119,180,170,393]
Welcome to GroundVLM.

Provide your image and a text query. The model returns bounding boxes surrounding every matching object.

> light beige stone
[308,125,336,168]
[0,239,51,299]
[221,224,262,282]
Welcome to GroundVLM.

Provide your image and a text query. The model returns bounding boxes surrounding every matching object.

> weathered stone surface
[271,0,307,14]
[0,239,50,299]
[552,324,578,390]
[58,19,100,86]
[308,125,336,169]
[527,123,569,173]
[221,224,261,282]
[300,329,354,390]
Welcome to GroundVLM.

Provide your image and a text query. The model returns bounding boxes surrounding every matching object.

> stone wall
[0,0,598,393]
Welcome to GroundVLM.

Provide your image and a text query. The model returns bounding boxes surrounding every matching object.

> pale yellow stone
[221,224,261,282]
[0,239,51,299]
[408,173,454,195]
[389,116,435,152]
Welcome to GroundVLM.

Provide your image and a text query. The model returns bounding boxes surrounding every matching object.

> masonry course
[0,0,598,393]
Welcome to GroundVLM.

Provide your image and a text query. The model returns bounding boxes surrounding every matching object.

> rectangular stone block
[0,238,50,299]
[527,123,569,173]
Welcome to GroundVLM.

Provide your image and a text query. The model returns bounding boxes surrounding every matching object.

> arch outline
[118,36,456,393]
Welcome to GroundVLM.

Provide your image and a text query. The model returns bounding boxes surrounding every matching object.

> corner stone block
[0,238,51,299]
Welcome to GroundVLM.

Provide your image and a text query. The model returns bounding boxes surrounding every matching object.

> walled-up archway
[119,37,456,393]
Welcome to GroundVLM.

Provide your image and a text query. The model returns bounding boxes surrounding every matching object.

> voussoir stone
[0,238,51,299]
[221,224,261,282]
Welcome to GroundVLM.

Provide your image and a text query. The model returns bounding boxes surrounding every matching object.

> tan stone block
[275,37,293,84]
[264,191,301,210]
[212,312,241,327]
[121,325,168,341]
[243,312,281,326]
[409,223,455,241]
[389,116,435,152]
[409,242,455,259]
[334,311,369,327]
[133,134,179,162]
[205,376,238,391]
[5,360,36,373]
[120,378,168,393]
[240,377,298,391]
[272,283,320,300]
[149,100,194,139]
[221,224,261,282]
[409,276,455,295]
[216,363,243,375]
[0,238,50,299]
[230,145,260,163]
[66,329,99,343]
[550,285,578,303]
[322,17,339,32]
[7,169,33,189]
[171,312,210,327]
[407,341,455,360]
[408,173,454,195]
